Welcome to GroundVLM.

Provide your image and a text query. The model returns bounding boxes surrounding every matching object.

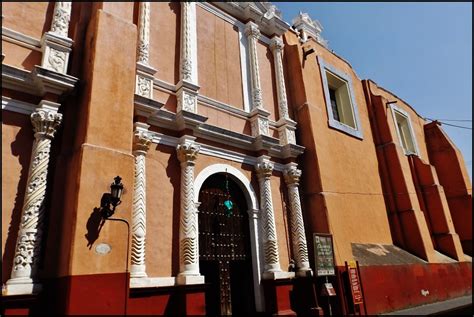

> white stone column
[255,156,282,276]
[135,2,157,99]
[245,21,270,138]
[269,36,297,146]
[284,163,312,277]
[177,2,199,114]
[6,101,62,295]
[130,123,153,278]
[176,136,204,284]
[41,2,73,74]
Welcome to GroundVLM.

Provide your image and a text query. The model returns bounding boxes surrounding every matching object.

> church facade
[2,2,471,315]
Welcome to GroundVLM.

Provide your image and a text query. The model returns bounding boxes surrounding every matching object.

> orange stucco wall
[284,32,393,265]
[196,6,244,110]
[149,2,180,86]
[2,2,53,40]
[257,40,279,122]
[144,145,292,277]
[1,111,34,283]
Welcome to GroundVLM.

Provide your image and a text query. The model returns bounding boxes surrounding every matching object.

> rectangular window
[318,57,363,139]
[390,104,419,155]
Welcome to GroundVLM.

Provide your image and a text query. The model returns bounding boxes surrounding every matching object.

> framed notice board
[313,233,335,276]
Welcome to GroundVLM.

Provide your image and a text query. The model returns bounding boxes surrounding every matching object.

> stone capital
[269,36,284,53]
[256,156,274,178]
[284,165,301,185]
[31,108,62,139]
[133,130,153,155]
[177,141,200,164]
[244,21,260,39]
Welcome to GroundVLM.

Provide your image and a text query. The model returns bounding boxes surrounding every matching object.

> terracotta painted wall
[1,111,34,284]
[284,32,393,265]
[257,40,279,122]
[196,6,244,110]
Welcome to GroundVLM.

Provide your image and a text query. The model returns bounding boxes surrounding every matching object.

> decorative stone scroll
[41,2,73,74]
[176,136,203,284]
[255,156,282,275]
[292,12,328,48]
[130,123,153,278]
[283,163,312,276]
[6,101,62,295]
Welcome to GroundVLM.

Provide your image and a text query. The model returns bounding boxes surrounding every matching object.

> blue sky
[276,2,472,180]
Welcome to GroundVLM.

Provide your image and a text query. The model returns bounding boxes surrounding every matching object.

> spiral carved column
[284,164,312,276]
[256,156,282,275]
[130,123,153,278]
[176,137,203,284]
[6,104,62,295]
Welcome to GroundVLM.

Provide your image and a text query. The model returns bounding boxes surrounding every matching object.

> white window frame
[389,103,419,156]
[318,57,363,139]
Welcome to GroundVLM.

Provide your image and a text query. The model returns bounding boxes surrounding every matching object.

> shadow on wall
[164,144,181,276]
[84,206,105,250]
[2,114,34,284]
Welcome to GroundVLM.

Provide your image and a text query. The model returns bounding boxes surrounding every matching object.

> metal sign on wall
[348,260,364,304]
[313,233,335,276]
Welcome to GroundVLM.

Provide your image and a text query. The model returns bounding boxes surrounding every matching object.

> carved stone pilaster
[135,2,157,100]
[250,111,270,137]
[255,156,282,276]
[41,2,73,74]
[270,37,290,121]
[6,101,62,295]
[284,164,311,276]
[176,2,199,115]
[277,122,296,146]
[137,2,151,65]
[245,21,264,111]
[130,123,153,278]
[176,136,203,284]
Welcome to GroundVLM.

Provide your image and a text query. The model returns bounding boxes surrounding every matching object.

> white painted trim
[150,132,285,172]
[389,103,420,156]
[239,29,252,112]
[2,96,37,115]
[153,78,176,93]
[198,94,248,119]
[317,56,364,139]
[194,164,264,311]
[2,27,42,51]
[130,277,176,288]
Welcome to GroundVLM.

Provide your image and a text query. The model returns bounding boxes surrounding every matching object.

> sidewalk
[381,295,472,315]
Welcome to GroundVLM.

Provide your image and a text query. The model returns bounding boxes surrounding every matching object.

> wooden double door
[198,173,255,316]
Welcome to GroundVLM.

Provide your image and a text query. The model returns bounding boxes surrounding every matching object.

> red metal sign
[348,260,363,304]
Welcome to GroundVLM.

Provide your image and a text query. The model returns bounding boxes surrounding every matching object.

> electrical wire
[424,118,472,130]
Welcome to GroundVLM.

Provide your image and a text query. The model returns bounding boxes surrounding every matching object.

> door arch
[194,164,263,312]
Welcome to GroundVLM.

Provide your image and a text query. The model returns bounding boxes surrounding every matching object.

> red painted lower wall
[353,262,472,314]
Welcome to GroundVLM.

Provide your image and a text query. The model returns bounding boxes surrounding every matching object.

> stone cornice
[2,64,78,97]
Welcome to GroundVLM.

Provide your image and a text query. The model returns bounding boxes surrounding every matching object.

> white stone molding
[130,122,153,279]
[292,11,328,48]
[283,163,312,277]
[269,36,289,121]
[176,136,204,284]
[135,2,157,100]
[255,156,282,277]
[41,2,73,74]
[5,101,62,295]
[137,2,151,65]
[244,21,264,111]
[177,2,199,115]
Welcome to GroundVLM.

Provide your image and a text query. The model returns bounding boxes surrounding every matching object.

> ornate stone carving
[278,125,296,146]
[245,21,264,110]
[136,75,152,98]
[179,2,197,83]
[45,47,67,74]
[137,2,151,64]
[7,107,62,289]
[177,139,200,276]
[50,2,72,38]
[270,37,289,121]
[284,164,311,275]
[292,11,328,48]
[131,125,153,278]
[255,156,281,273]
[177,89,197,113]
[250,115,269,137]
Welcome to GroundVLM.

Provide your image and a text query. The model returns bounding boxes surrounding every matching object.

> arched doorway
[198,172,256,316]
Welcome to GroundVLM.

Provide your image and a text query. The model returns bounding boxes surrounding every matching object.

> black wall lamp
[101,176,124,219]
